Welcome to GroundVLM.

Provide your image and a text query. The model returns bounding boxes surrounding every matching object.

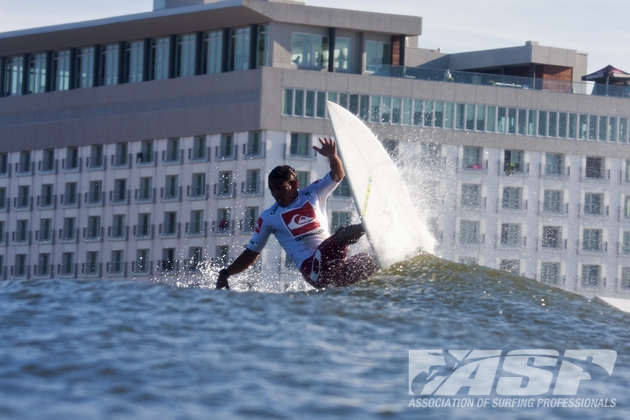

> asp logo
[409,349,617,396]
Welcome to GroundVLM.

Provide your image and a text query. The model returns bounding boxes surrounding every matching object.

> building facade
[1,0,629,298]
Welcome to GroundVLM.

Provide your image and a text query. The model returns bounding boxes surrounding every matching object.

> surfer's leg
[326,253,379,287]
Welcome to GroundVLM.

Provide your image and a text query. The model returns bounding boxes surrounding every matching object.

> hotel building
[1,0,629,298]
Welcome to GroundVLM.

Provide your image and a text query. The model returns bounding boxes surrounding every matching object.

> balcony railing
[372,65,630,99]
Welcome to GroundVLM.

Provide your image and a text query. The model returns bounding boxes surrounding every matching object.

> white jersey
[247,172,340,268]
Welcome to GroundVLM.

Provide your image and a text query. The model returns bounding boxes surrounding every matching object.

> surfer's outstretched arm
[313,137,345,182]
[216,249,259,290]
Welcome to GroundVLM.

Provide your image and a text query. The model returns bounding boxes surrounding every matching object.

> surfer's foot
[335,224,364,246]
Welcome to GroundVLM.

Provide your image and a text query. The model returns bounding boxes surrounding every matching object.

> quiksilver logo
[288,215,315,229]
[409,349,617,396]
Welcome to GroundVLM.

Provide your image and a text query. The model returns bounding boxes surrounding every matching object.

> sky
[1,0,629,75]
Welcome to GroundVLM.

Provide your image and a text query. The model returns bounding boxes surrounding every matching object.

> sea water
[1,255,629,419]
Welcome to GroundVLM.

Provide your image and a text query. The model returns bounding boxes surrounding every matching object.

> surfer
[215,137,379,290]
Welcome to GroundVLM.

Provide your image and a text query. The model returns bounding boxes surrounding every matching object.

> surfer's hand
[216,271,230,290]
[313,137,337,158]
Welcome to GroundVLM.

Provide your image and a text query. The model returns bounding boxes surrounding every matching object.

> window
[459,220,480,244]
[463,147,483,170]
[540,263,560,285]
[0,153,8,175]
[85,251,99,275]
[624,196,630,218]
[39,149,55,173]
[136,213,152,237]
[87,181,102,204]
[542,226,562,249]
[365,40,390,72]
[216,245,230,268]
[229,27,251,71]
[290,133,312,157]
[334,37,351,70]
[65,147,79,170]
[216,208,231,233]
[28,53,47,94]
[39,184,54,208]
[4,56,24,96]
[543,190,563,213]
[165,138,180,162]
[190,173,206,197]
[86,216,101,240]
[110,250,124,275]
[0,187,7,210]
[245,132,263,157]
[331,211,352,233]
[161,248,175,271]
[14,254,27,277]
[36,253,51,277]
[504,150,524,174]
[76,47,95,88]
[114,143,129,167]
[191,136,208,160]
[18,151,31,174]
[465,104,475,130]
[164,175,179,199]
[113,179,127,203]
[548,111,558,137]
[53,50,71,91]
[218,134,234,159]
[292,33,329,67]
[243,207,259,232]
[296,171,310,189]
[621,267,630,289]
[333,178,351,198]
[581,264,601,287]
[151,37,170,80]
[138,177,153,202]
[111,214,126,239]
[585,157,604,179]
[100,44,119,86]
[176,34,196,78]
[203,31,223,74]
[517,109,527,135]
[589,115,598,140]
[135,249,150,273]
[125,41,144,83]
[88,145,104,168]
[461,184,481,208]
[545,153,564,176]
[476,105,486,131]
[63,182,78,205]
[584,193,603,215]
[502,187,523,210]
[538,110,547,136]
[189,210,204,235]
[217,172,233,196]
[60,252,75,276]
[16,186,30,208]
[15,220,29,243]
[583,228,603,252]
[188,247,204,271]
[162,212,178,236]
[255,25,270,68]
[38,219,52,242]
[138,140,154,164]
[500,223,521,246]
[623,231,630,255]
[244,170,261,194]
[61,217,76,241]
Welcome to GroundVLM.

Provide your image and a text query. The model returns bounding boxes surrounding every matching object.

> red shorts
[299,232,379,288]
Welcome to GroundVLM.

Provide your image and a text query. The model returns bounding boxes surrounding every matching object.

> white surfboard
[326,101,436,269]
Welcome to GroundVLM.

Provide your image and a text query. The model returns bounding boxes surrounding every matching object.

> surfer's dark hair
[268,165,297,183]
